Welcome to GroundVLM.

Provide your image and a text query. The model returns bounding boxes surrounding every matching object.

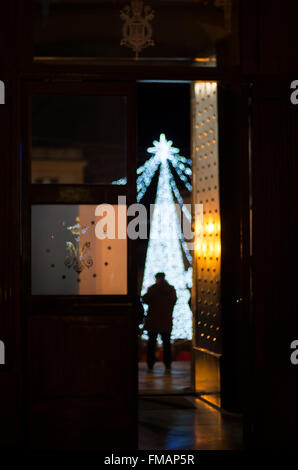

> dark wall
[249,80,298,448]
[0,1,22,448]
[243,0,298,448]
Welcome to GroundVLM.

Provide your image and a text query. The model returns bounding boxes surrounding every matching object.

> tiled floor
[138,361,191,394]
[138,362,243,450]
[139,395,243,450]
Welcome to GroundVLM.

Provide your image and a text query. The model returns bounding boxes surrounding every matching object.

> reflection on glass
[33,0,239,67]
[31,205,127,295]
[31,95,126,184]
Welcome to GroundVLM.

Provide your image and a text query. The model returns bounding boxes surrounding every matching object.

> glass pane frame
[31,93,127,185]
[22,80,136,306]
[31,204,128,296]
[19,1,241,75]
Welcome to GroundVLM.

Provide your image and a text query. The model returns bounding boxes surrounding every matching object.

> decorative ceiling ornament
[120,0,155,60]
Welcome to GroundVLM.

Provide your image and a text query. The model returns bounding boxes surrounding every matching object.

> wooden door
[192,82,250,414]
[22,80,137,450]
[217,82,250,413]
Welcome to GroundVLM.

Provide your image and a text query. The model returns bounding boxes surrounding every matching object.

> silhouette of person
[142,272,177,372]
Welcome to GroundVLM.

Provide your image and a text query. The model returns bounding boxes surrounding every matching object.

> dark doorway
[136,82,192,395]
[136,81,247,450]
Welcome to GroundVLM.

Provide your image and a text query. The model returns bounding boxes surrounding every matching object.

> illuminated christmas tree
[114,134,193,339]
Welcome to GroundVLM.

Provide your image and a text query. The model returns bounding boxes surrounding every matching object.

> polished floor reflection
[138,361,191,395]
[139,395,243,450]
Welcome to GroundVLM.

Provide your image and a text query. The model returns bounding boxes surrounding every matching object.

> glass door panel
[32,94,127,185]
[31,204,127,295]
[23,80,137,450]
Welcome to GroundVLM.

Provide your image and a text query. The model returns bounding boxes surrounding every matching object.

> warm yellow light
[216,241,221,256]
[207,222,215,234]
[195,222,203,234]
[194,57,216,63]
[195,240,201,256]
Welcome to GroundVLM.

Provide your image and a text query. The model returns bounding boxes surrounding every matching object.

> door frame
[20,72,251,448]
[20,78,139,449]
[22,79,137,306]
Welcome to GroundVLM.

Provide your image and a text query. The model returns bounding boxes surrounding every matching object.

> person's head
[155,272,165,283]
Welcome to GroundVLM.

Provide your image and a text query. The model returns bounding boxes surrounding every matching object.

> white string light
[168,170,191,222]
[141,135,193,340]
[171,159,192,191]
[136,156,160,202]
[113,133,193,340]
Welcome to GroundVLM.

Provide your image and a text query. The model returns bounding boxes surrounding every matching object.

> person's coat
[142,280,177,333]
